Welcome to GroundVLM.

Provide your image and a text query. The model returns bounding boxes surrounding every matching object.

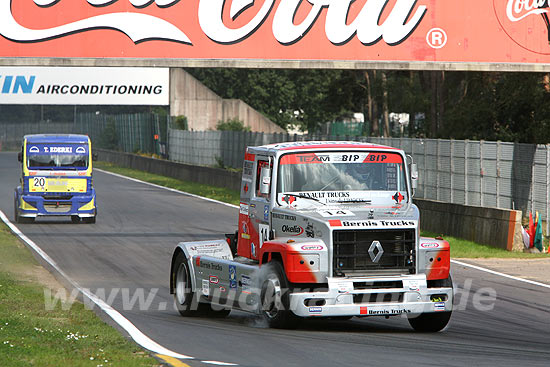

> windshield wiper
[334,199,372,204]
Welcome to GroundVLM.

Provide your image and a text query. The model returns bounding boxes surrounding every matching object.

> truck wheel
[173,252,201,317]
[71,215,80,224]
[408,275,453,332]
[260,262,297,329]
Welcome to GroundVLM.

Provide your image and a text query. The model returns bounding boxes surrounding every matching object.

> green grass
[96,160,550,259]
[421,231,549,259]
[95,161,240,206]
[0,224,160,367]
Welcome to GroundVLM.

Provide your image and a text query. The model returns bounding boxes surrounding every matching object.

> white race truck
[170,141,453,331]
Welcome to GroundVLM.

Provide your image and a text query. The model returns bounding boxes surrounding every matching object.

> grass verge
[96,161,549,259]
[0,223,160,367]
[95,161,240,206]
[421,231,549,259]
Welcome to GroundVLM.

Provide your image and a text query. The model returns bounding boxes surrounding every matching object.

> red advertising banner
[1,0,550,70]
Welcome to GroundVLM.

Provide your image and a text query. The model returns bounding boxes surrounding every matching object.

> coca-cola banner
[1,0,550,70]
[0,67,169,105]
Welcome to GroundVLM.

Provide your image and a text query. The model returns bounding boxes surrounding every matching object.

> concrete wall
[96,149,241,192]
[97,149,523,251]
[415,199,523,251]
[169,68,285,133]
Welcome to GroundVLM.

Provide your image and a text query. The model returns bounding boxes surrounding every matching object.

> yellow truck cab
[14,134,97,224]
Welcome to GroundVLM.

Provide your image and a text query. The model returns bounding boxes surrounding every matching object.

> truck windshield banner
[27,144,89,155]
[1,1,550,68]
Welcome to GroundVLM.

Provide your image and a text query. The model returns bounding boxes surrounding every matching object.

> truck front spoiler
[288,274,453,317]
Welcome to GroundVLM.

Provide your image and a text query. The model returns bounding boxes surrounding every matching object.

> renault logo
[368,241,384,263]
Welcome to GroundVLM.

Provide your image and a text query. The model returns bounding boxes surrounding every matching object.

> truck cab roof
[24,134,90,144]
[247,141,402,156]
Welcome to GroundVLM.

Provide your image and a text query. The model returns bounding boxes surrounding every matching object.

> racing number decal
[33,177,45,188]
[259,224,270,249]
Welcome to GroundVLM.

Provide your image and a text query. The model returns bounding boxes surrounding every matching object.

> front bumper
[18,192,96,218]
[289,274,453,317]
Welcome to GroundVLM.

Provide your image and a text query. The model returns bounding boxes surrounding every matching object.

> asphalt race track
[1,152,549,367]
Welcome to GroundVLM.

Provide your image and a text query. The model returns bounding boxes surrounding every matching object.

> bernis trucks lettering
[170,141,453,331]
[14,134,97,224]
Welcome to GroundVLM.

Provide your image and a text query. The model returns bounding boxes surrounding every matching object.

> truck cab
[171,141,453,331]
[14,134,97,224]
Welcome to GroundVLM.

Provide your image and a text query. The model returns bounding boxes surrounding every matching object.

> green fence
[0,113,168,155]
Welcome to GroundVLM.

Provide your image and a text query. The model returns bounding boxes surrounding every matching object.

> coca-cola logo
[282,224,304,236]
[0,0,428,47]
[494,0,550,54]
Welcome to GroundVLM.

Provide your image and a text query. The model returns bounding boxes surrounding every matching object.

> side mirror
[92,153,98,162]
[17,152,22,162]
[259,166,271,196]
[411,163,418,190]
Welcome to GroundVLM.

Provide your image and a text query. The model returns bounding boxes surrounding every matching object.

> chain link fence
[1,121,547,230]
[167,130,548,230]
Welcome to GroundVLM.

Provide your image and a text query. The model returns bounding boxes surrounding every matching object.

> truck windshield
[26,143,89,170]
[277,151,408,206]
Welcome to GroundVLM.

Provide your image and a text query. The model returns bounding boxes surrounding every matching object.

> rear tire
[259,262,297,329]
[408,275,453,332]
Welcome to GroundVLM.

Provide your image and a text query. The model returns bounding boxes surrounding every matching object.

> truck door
[248,156,272,261]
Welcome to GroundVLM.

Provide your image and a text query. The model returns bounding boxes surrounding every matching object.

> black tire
[259,262,297,329]
[83,216,96,224]
[14,198,20,223]
[408,275,453,332]
[201,304,231,318]
[172,252,202,317]
[71,215,80,224]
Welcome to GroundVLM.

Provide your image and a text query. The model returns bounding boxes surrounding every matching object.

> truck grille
[333,229,416,276]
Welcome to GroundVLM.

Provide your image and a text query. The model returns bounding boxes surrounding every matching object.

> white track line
[451,259,550,289]
[0,210,193,360]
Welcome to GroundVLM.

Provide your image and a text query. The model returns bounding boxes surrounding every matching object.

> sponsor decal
[282,194,296,205]
[239,203,249,215]
[367,308,412,315]
[229,265,237,289]
[360,306,368,315]
[308,307,322,314]
[75,147,86,154]
[198,261,223,271]
[338,282,353,294]
[317,209,355,217]
[241,221,250,239]
[392,192,405,204]
[272,213,296,221]
[195,256,201,267]
[331,220,416,228]
[407,280,420,291]
[209,275,219,284]
[241,275,252,294]
[29,146,39,153]
[305,223,315,238]
[243,161,254,177]
[301,244,323,251]
[281,225,304,236]
[264,205,269,221]
[219,286,226,293]
[202,279,210,297]
[434,302,446,312]
[421,243,440,248]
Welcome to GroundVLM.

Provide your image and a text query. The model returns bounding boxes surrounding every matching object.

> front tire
[172,252,201,317]
[259,262,297,329]
[408,275,453,332]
